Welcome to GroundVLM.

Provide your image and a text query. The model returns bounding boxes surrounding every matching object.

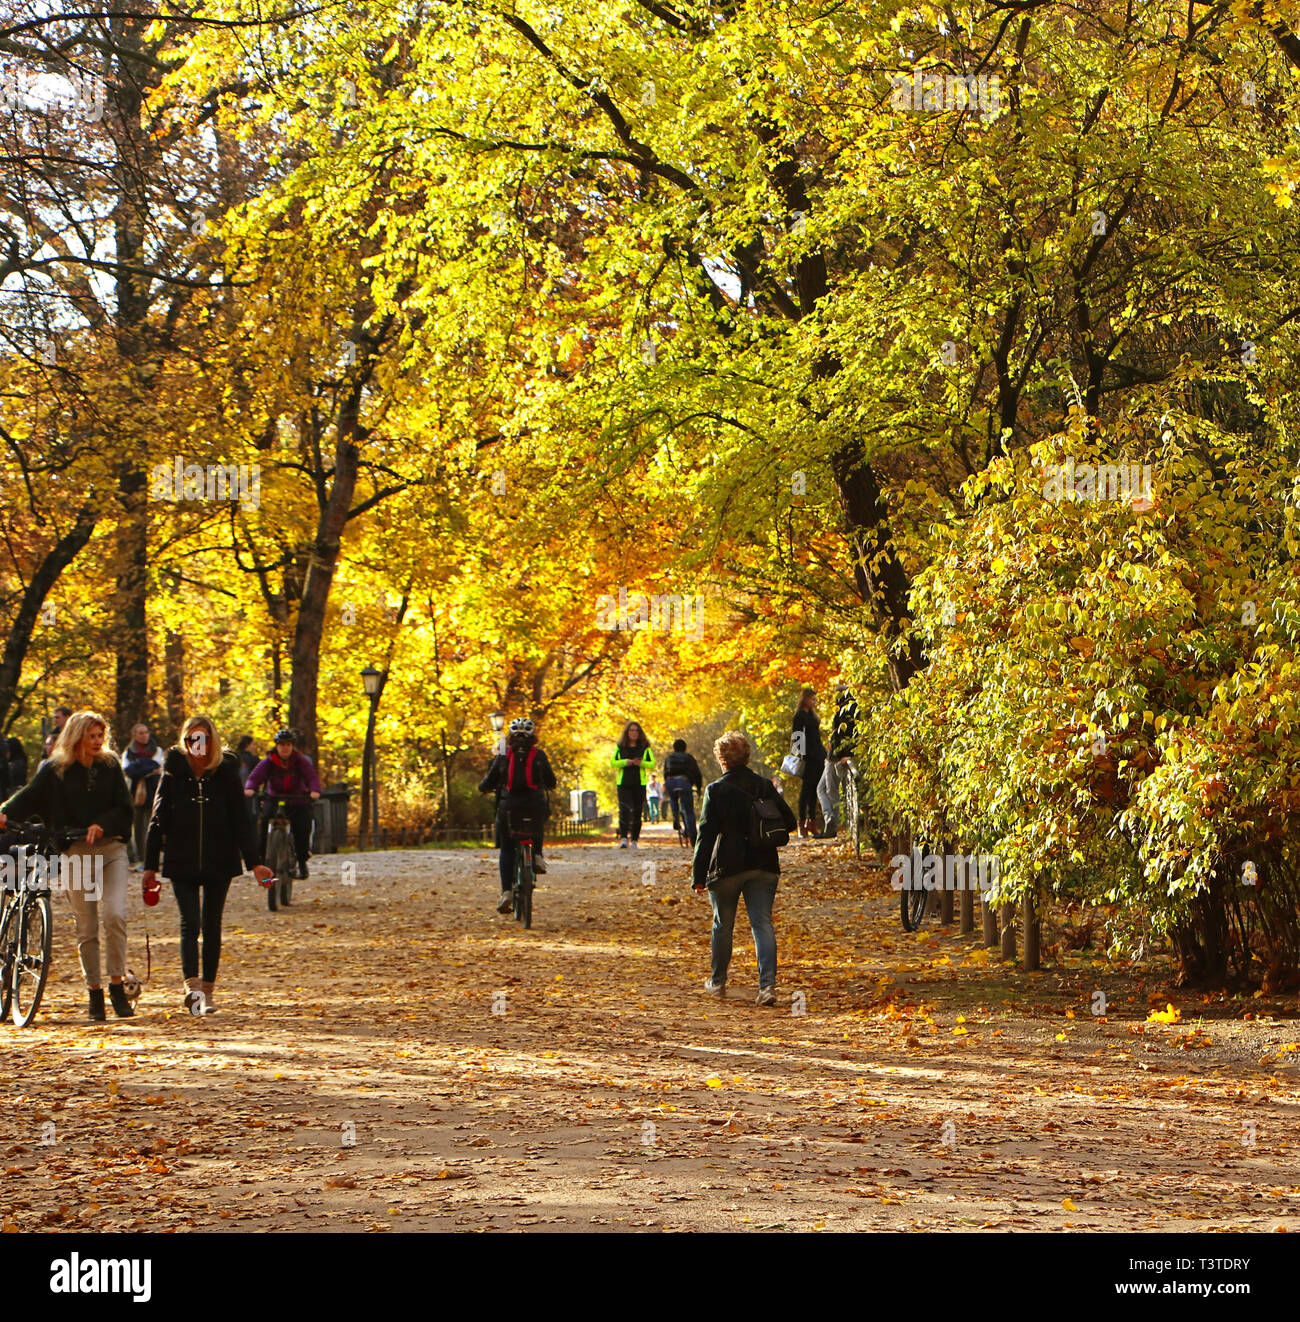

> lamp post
[359,665,384,849]
[489,709,505,756]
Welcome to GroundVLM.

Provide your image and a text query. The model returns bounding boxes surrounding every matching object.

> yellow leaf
[952,1027,968,1036]
[1062,1198,1078,1211]
[705,1077,723,1089]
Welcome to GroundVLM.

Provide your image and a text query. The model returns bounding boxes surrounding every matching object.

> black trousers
[497,798,545,891]
[799,756,825,820]
[617,788,644,841]
[172,874,233,982]
[258,803,313,867]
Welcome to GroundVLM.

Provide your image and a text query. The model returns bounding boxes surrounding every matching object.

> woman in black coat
[791,688,826,837]
[143,715,270,1013]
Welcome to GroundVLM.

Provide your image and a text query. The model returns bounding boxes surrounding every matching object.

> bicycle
[505,805,542,930]
[258,796,306,912]
[0,821,81,1027]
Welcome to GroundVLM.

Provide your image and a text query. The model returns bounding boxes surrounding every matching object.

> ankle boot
[108,983,135,1018]
[88,988,106,1022]
[198,980,217,1014]
[183,977,203,1014]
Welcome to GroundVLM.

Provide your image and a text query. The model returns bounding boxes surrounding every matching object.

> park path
[1,824,1298,1232]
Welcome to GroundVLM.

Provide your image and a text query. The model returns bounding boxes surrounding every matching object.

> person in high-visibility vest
[611,721,654,849]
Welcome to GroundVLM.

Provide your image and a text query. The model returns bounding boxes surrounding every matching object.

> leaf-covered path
[2,829,1298,1232]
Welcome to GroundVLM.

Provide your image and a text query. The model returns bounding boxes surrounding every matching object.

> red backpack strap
[524,746,537,790]
[505,749,515,793]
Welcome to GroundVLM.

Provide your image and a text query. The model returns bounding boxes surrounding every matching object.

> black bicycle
[0,821,82,1027]
[505,805,541,930]
[258,795,308,911]
[899,834,946,932]
[665,779,695,849]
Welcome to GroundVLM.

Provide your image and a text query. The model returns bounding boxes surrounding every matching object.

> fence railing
[343,814,612,850]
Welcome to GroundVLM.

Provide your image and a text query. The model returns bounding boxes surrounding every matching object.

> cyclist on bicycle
[663,738,703,845]
[243,729,321,879]
[479,718,556,914]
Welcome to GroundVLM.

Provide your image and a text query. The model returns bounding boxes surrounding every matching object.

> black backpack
[744,780,791,849]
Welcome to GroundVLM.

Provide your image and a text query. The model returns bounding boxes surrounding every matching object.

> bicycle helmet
[274,728,295,745]
[508,717,535,738]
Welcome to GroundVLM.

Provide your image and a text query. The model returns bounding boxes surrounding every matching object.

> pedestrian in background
[611,721,653,849]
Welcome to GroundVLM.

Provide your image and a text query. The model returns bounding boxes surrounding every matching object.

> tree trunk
[163,630,185,738]
[289,435,360,764]
[999,904,1017,961]
[1024,887,1041,971]
[959,886,974,935]
[0,504,98,731]
[939,886,954,925]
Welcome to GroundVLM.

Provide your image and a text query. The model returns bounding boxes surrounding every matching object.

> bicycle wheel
[267,831,292,912]
[11,894,52,1027]
[514,847,533,930]
[901,882,929,932]
[0,899,17,1022]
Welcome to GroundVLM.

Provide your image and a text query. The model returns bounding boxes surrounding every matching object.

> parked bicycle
[0,821,82,1027]
[505,804,541,929]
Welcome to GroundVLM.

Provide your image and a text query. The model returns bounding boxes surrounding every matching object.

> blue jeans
[668,787,696,841]
[708,869,778,989]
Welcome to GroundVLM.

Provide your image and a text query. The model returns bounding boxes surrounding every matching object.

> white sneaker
[704,978,725,996]
[629,841,639,850]
[617,839,629,849]
[533,856,548,874]
[755,987,777,1007]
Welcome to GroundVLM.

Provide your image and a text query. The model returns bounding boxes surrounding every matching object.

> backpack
[744,780,791,849]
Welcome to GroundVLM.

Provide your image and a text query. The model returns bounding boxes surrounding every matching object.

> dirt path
[1,826,1297,1232]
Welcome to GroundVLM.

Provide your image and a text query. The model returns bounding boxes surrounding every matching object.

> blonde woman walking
[0,711,133,1021]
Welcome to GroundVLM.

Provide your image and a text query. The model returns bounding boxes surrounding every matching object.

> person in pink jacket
[243,728,321,879]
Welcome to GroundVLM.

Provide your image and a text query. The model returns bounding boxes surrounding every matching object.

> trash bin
[569,789,598,821]
[314,784,352,854]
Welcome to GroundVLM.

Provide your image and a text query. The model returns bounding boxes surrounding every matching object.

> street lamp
[489,709,506,756]
[359,665,385,849]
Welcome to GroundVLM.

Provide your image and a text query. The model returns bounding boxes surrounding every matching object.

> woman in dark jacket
[791,687,826,838]
[0,711,133,1021]
[691,730,797,1005]
[143,716,270,1014]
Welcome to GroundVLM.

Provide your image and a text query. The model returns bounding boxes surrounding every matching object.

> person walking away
[122,723,164,869]
[691,731,796,1005]
[816,685,860,839]
[663,738,704,844]
[5,737,27,796]
[144,716,271,1012]
[791,688,826,838]
[646,774,662,824]
[244,729,321,879]
[611,721,653,849]
[478,718,557,914]
[236,736,259,785]
[235,735,259,829]
[0,711,133,1020]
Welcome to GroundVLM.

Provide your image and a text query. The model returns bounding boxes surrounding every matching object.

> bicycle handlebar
[0,821,95,848]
